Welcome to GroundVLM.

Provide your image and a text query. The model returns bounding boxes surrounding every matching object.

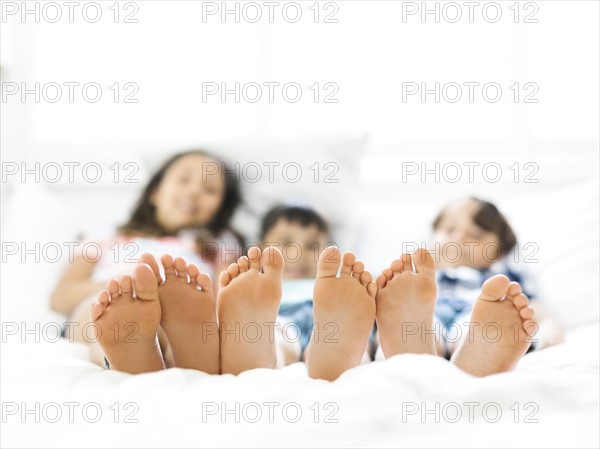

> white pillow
[509,180,599,328]
[1,182,76,325]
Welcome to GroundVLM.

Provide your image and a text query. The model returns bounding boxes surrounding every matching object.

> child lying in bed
[426,197,564,358]
[51,150,243,372]
[262,205,372,366]
[372,197,563,375]
[258,205,328,366]
[89,198,554,380]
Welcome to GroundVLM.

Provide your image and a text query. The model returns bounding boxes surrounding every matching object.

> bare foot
[375,249,438,358]
[306,247,377,381]
[217,246,284,375]
[451,275,536,377]
[138,253,220,374]
[90,264,165,374]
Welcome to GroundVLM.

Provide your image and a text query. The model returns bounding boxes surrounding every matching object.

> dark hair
[432,197,517,255]
[260,205,329,240]
[119,150,244,251]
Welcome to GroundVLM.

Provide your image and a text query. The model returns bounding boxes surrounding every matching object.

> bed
[2,323,598,448]
[1,134,598,448]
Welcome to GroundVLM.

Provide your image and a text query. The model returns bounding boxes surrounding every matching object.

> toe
[376,274,387,289]
[237,256,250,273]
[139,253,162,284]
[196,272,213,293]
[508,281,522,297]
[382,267,393,281]
[218,270,231,288]
[98,289,110,306]
[478,274,510,302]
[247,246,262,271]
[390,259,404,275]
[133,263,160,301]
[90,302,105,321]
[173,257,188,280]
[119,275,134,298]
[360,270,373,287]
[187,264,200,285]
[262,246,284,278]
[340,252,356,276]
[161,254,176,277]
[351,261,364,281]
[523,320,538,336]
[520,306,534,320]
[107,278,120,299]
[317,246,341,279]
[401,252,412,272]
[413,248,435,274]
[227,262,239,279]
[367,281,378,299]
[511,293,529,310]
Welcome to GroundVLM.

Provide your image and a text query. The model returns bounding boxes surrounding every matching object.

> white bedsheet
[1,162,598,448]
[2,323,598,448]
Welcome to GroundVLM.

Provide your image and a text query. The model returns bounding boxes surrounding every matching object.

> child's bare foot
[375,249,438,357]
[306,247,377,381]
[451,275,536,377]
[139,253,219,374]
[217,246,284,375]
[90,264,164,374]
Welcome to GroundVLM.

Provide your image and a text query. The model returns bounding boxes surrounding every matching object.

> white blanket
[2,323,598,448]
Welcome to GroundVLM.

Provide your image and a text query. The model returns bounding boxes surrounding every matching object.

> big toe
[139,253,163,284]
[133,263,160,301]
[317,246,341,279]
[479,274,510,302]
[413,248,436,274]
[262,246,284,278]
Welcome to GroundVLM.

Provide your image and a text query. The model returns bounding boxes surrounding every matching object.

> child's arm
[530,302,565,349]
[50,256,106,316]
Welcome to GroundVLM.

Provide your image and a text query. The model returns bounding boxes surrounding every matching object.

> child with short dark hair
[430,197,563,357]
[259,205,331,365]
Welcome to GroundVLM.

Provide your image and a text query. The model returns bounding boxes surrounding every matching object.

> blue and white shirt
[436,259,537,315]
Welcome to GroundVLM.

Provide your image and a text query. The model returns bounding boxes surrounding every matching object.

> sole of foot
[306,246,377,381]
[138,253,220,374]
[451,274,536,377]
[90,263,165,374]
[217,246,284,375]
[375,249,438,358]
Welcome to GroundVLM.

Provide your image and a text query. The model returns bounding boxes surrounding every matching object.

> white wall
[1,0,598,241]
